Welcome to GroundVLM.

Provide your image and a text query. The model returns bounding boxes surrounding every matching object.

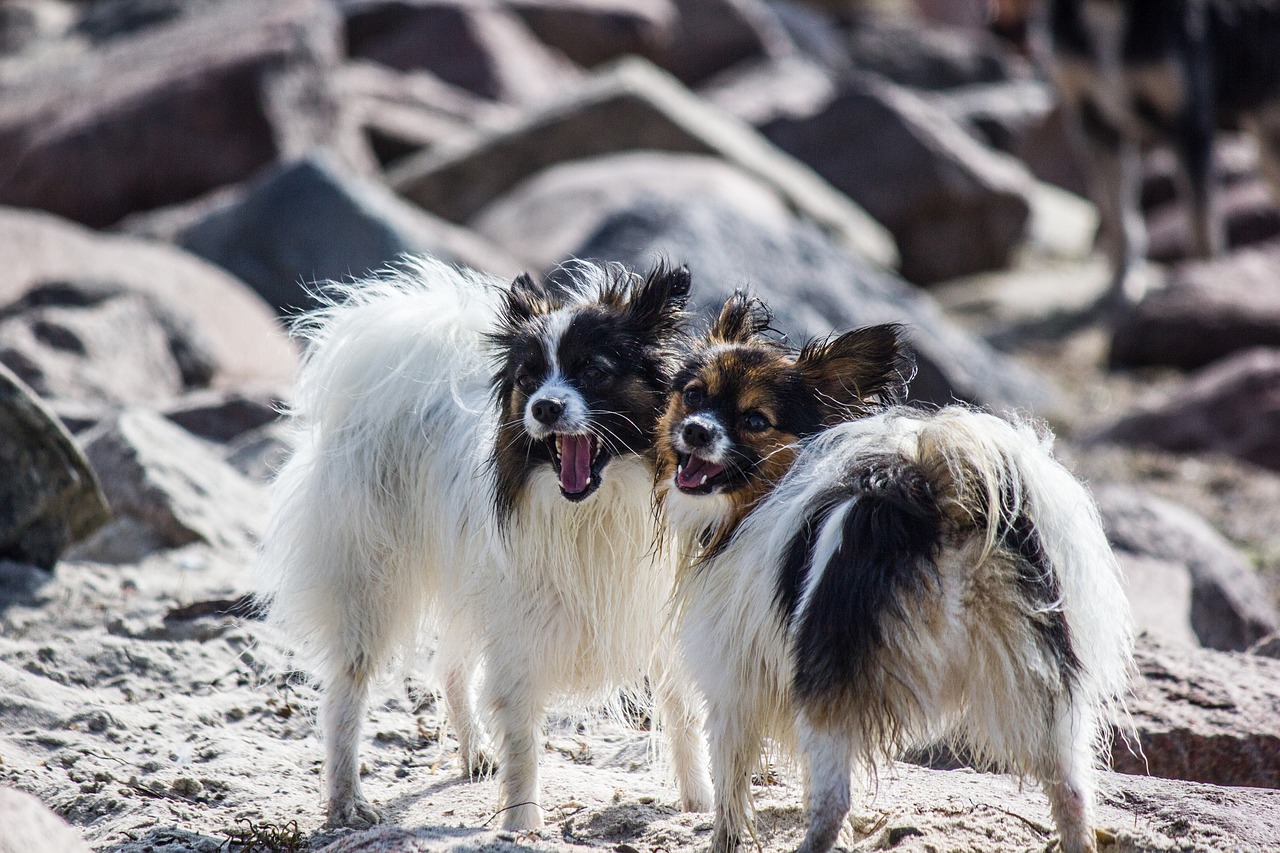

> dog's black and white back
[1041,0,1280,304]
[257,257,711,830]
[659,299,1133,853]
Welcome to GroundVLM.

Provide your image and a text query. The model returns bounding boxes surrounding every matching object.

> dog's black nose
[682,421,712,448]
[531,398,564,425]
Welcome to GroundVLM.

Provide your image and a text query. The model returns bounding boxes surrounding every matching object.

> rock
[557,196,1056,413]
[1112,637,1280,789]
[225,420,294,483]
[697,54,838,128]
[1146,177,1280,263]
[0,364,109,570]
[0,0,363,228]
[845,16,1015,91]
[161,388,285,445]
[74,408,267,562]
[506,0,676,70]
[1111,246,1280,371]
[334,61,516,166]
[71,0,223,42]
[470,151,797,271]
[758,73,1033,284]
[0,207,297,390]
[928,78,1055,160]
[1252,633,1280,659]
[1115,552,1199,648]
[0,289,186,407]
[340,0,581,103]
[1094,483,1279,652]
[166,153,522,313]
[391,57,897,269]
[1092,348,1280,478]
[0,787,91,853]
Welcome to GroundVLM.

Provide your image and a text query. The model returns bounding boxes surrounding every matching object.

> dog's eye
[740,411,770,433]
[682,387,705,407]
[582,364,608,385]
[516,372,538,393]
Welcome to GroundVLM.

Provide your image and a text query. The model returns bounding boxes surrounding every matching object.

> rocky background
[1,0,1279,851]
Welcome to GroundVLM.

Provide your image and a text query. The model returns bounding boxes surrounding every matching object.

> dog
[657,294,1134,853]
[1040,0,1280,305]
[256,257,712,830]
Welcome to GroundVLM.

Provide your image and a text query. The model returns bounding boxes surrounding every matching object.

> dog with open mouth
[658,294,1133,853]
[257,257,712,830]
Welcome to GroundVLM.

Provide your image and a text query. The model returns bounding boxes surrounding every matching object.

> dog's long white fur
[257,257,711,829]
[666,406,1133,853]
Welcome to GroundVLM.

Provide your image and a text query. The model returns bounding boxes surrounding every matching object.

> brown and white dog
[658,294,1134,853]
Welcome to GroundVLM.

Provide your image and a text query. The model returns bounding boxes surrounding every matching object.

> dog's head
[657,292,914,547]
[490,261,692,520]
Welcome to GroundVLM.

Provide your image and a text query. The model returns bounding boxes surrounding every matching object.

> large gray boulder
[1112,246,1280,371]
[557,196,1055,413]
[758,73,1034,284]
[1095,483,1279,652]
[164,153,522,313]
[0,207,297,390]
[74,408,267,562]
[1090,349,1280,476]
[390,58,897,269]
[0,0,364,228]
[0,364,108,570]
[1113,637,1280,789]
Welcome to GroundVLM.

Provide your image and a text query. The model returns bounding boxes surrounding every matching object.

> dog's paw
[326,795,383,829]
[680,778,713,813]
[711,824,741,853]
[462,747,498,779]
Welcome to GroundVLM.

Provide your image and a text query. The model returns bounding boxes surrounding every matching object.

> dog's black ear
[499,272,547,328]
[709,291,773,344]
[626,261,692,334]
[796,324,915,424]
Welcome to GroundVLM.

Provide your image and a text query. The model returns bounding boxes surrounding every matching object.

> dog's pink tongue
[559,434,592,494]
[678,455,724,489]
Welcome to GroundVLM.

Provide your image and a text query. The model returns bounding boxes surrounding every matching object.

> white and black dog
[1041,0,1280,305]
[658,295,1133,853]
[257,257,711,830]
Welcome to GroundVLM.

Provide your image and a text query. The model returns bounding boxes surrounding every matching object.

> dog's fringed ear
[797,323,915,423]
[626,261,692,335]
[498,272,547,329]
[709,291,773,344]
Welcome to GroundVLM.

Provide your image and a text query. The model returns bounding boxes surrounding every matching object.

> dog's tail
[255,256,501,686]
[914,408,1135,715]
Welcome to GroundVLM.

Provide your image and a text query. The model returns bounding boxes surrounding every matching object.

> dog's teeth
[677,463,684,475]
[699,474,708,486]
[585,476,592,487]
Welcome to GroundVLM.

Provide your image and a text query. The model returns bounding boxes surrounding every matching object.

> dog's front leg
[706,701,762,853]
[322,664,382,828]
[487,663,548,832]
[652,648,713,812]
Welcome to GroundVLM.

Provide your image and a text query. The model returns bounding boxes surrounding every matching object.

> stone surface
[0,0,363,228]
[507,0,676,70]
[845,16,1014,91]
[1112,637,1280,789]
[0,787,91,853]
[161,387,285,445]
[470,151,796,271]
[0,289,187,407]
[759,73,1033,283]
[1111,245,1280,371]
[0,207,297,390]
[74,408,267,562]
[390,57,897,269]
[169,153,522,313]
[1092,348,1280,478]
[1147,178,1280,263]
[558,196,1055,413]
[0,364,108,570]
[341,0,580,103]
[1094,483,1279,652]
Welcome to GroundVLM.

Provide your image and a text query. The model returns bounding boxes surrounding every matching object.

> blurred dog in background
[1041,0,1280,305]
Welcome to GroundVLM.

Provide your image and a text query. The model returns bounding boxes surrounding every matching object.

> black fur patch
[773,486,849,625]
[999,487,1082,692]
[790,460,944,704]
